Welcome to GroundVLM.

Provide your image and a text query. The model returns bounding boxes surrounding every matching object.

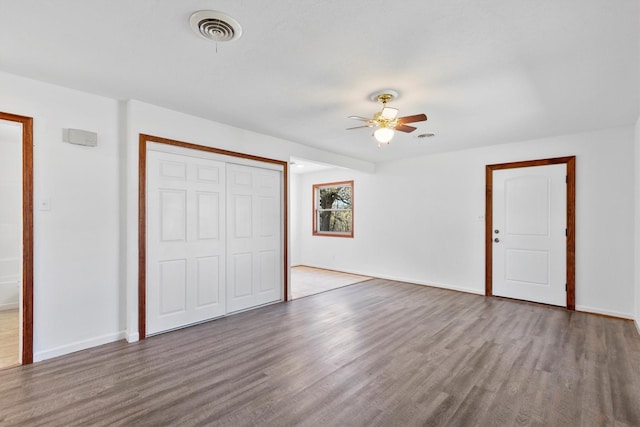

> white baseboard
[300,264,485,296]
[299,265,640,318]
[376,274,485,295]
[0,302,18,311]
[635,319,640,337]
[126,331,139,343]
[575,305,634,320]
[34,331,126,362]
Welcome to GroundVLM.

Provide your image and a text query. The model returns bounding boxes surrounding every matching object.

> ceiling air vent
[190,10,242,42]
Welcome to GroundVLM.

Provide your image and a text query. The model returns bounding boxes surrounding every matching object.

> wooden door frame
[485,156,575,310]
[0,112,34,364]
[138,134,289,340]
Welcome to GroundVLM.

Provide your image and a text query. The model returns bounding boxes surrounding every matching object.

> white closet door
[147,150,226,335]
[226,164,282,313]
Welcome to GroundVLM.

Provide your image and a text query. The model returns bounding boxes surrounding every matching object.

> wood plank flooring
[0,309,19,369]
[1,279,639,426]
[290,266,371,299]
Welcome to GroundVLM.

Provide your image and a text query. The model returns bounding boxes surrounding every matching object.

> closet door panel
[147,151,226,335]
[227,164,281,312]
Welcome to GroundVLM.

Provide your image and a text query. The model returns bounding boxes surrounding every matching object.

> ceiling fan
[347,90,427,146]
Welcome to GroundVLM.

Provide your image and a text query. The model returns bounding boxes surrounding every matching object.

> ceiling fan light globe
[381,107,399,120]
[374,127,394,144]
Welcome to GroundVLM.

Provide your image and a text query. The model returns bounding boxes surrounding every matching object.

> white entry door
[147,150,226,335]
[492,164,567,306]
[227,163,282,313]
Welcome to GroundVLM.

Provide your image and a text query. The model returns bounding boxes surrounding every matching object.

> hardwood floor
[290,266,372,299]
[1,279,639,426]
[0,309,19,369]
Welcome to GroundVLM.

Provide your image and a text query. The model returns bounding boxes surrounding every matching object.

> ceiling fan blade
[346,125,373,130]
[348,115,374,122]
[397,113,427,124]
[395,124,417,133]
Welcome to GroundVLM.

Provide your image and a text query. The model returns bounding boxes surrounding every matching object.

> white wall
[294,127,636,318]
[0,71,122,361]
[290,173,302,266]
[0,71,375,359]
[1,65,636,360]
[0,121,22,310]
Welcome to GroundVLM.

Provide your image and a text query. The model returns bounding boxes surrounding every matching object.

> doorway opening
[485,156,575,310]
[289,157,371,299]
[0,112,33,367]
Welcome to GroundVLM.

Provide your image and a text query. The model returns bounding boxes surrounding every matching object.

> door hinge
[565,283,568,291]
[566,175,568,183]
[565,228,568,236]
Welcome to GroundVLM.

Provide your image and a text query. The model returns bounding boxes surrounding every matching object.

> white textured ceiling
[0,0,637,163]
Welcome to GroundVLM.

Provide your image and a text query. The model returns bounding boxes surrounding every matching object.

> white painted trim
[393,278,485,295]
[34,331,126,362]
[301,264,485,296]
[575,305,634,320]
[126,331,139,343]
[635,319,640,337]
[0,302,18,311]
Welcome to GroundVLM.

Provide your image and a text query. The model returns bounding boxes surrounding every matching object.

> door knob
[494,238,500,243]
